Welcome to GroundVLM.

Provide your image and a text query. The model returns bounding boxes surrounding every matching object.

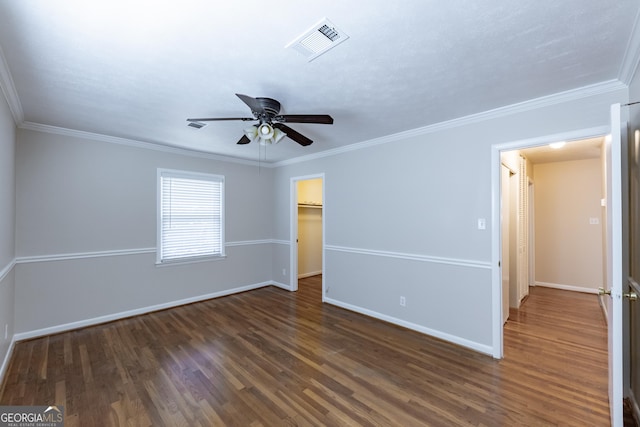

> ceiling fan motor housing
[255,97,281,119]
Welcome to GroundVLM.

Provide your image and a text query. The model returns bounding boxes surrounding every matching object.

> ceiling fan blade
[237,135,251,145]
[273,123,313,146]
[235,93,265,114]
[277,114,334,125]
[187,117,255,122]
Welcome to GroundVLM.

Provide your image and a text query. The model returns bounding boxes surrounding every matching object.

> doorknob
[624,291,638,301]
[598,287,611,296]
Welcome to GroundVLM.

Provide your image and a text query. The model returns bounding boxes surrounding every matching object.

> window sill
[155,254,227,267]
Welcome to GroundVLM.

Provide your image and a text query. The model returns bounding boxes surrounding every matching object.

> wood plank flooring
[1,277,609,426]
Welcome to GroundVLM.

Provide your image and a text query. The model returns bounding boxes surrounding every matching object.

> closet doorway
[290,174,325,299]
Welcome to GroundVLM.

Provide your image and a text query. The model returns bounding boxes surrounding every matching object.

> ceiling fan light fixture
[258,123,275,139]
[272,127,286,143]
[245,124,286,145]
[259,127,286,145]
[244,125,259,141]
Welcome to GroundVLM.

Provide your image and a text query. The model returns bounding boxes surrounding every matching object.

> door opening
[492,117,626,425]
[500,135,607,333]
[290,174,325,299]
[491,125,610,358]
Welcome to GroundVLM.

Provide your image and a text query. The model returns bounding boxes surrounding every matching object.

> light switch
[477,218,486,230]
[589,217,599,225]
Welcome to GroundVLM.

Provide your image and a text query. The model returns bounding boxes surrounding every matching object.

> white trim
[15,240,280,265]
[19,121,261,167]
[619,7,640,85]
[271,239,290,246]
[0,44,23,123]
[535,281,600,294]
[325,245,491,270]
[0,259,16,283]
[16,248,156,264]
[226,239,273,247]
[600,294,609,325]
[10,79,626,169]
[270,281,293,291]
[154,254,227,267]
[0,336,16,388]
[298,271,322,279]
[273,80,626,167]
[325,297,493,356]
[491,125,610,360]
[13,281,272,342]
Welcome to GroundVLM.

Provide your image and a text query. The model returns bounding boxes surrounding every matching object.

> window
[157,169,225,264]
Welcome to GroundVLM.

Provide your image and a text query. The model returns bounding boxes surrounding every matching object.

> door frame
[290,173,326,299]
[500,163,515,324]
[490,125,609,358]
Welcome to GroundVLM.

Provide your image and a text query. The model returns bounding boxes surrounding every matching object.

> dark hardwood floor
[1,277,609,426]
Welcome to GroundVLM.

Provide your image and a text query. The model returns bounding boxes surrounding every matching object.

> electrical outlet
[400,296,406,307]
[282,268,286,276]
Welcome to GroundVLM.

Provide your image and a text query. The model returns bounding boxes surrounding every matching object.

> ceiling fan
[187,94,334,146]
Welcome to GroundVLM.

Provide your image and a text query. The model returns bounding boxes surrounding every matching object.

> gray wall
[14,129,275,336]
[1,82,631,361]
[0,88,15,375]
[272,88,626,353]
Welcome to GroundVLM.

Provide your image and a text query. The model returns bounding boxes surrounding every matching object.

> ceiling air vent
[286,18,349,62]
[187,121,206,129]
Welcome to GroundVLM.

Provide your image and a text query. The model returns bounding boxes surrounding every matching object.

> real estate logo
[0,405,63,427]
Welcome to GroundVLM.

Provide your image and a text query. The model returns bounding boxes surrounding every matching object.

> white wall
[272,87,627,354]
[0,88,16,379]
[533,158,604,291]
[14,129,275,337]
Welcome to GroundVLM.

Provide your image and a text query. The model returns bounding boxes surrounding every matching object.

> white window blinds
[158,169,225,263]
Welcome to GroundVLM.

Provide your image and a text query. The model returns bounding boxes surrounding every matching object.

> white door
[605,103,623,426]
[501,165,510,324]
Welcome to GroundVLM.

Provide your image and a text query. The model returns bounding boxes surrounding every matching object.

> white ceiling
[519,136,604,164]
[0,1,639,163]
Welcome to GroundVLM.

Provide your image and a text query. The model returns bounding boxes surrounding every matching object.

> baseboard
[14,281,272,342]
[0,337,16,391]
[270,281,293,291]
[297,271,321,279]
[324,297,494,356]
[535,281,599,294]
[599,294,609,325]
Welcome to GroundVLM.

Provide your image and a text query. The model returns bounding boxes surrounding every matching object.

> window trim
[156,168,226,265]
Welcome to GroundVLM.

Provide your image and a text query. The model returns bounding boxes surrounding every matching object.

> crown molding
[619,7,640,85]
[18,121,262,167]
[273,79,627,167]
[9,76,627,170]
[0,44,23,124]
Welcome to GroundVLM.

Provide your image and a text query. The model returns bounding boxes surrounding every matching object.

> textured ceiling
[0,1,639,163]
[519,137,604,164]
